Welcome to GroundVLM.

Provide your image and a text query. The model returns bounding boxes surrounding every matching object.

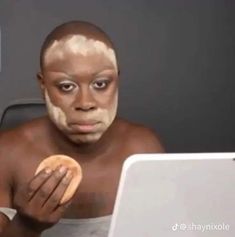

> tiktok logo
[172,223,178,231]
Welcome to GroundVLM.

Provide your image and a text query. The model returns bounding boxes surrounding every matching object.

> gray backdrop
[0,0,234,152]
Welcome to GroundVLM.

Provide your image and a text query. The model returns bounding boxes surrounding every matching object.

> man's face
[40,35,119,144]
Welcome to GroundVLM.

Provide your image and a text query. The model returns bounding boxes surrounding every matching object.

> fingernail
[66,170,73,179]
[59,166,67,174]
[44,168,52,174]
[62,170,73,184]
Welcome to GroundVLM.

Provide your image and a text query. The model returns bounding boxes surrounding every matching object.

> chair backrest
[0,99,47,131]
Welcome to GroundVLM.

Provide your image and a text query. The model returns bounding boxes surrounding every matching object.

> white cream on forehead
[44,35,118,70]
[44,90,68,129]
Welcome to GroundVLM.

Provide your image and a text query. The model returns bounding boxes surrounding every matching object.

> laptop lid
[108,153,235,237]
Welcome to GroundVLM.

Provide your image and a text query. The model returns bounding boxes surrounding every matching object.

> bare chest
[64,162,122,218]
[13,151,124,218]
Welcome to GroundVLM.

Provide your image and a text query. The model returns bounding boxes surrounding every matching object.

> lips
[68,120,100,133]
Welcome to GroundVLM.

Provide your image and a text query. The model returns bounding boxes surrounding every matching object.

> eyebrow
[94,68,116,76]
[54,76,74,81]
[49,74,75,83]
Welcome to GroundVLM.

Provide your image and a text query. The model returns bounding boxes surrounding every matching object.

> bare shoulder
[0,118,45,217]
[0,118,44,229]
[0,117,48,198]
[0,117,48,160]
[116,118,165,153]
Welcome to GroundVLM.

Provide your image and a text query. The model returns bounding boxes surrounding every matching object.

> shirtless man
[0,21,164,237]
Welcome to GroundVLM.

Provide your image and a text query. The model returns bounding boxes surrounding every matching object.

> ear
[37,72,46,99]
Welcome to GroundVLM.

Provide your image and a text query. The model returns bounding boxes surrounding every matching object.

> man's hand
[13,166,73,234]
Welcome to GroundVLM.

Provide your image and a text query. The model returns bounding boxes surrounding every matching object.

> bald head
[40,21,118,71]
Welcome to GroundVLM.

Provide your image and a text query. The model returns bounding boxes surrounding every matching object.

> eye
[58,82,77,92]
[93,80,110,90]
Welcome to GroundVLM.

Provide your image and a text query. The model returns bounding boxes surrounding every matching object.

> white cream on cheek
[100,91,118,127]
[44,89,118,143]
[44,90,68,130]
[44,88,117,129]
[45,35,118,70]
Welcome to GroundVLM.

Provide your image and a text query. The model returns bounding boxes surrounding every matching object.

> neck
[45,117,116,161]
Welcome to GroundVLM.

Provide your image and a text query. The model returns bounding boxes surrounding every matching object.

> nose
[73,87,96,112]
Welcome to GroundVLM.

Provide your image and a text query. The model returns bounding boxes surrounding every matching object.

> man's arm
[0,162,12,233]
[0,167,75,237]
[0,132,75,237]
[0,217,40,237]
[0,149,37,237]
[0,135,39,237]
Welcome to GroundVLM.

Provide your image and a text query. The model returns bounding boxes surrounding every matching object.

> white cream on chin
[44,35,118,70]
[70,92,118,143]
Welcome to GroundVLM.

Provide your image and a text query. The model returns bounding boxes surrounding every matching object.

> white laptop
[108,153,235,237]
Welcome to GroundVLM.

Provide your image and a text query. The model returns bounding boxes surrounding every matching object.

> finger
[43,170,73,212]
[51,198,73,221]
[29,166,68,207]
[46,199,73,224]
[27,168,53,200]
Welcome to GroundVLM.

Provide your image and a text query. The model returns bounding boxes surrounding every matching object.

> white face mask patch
[45,35,117,70]
[44,90,68,130]
[101,91,118,128]
[44,89,118,144]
